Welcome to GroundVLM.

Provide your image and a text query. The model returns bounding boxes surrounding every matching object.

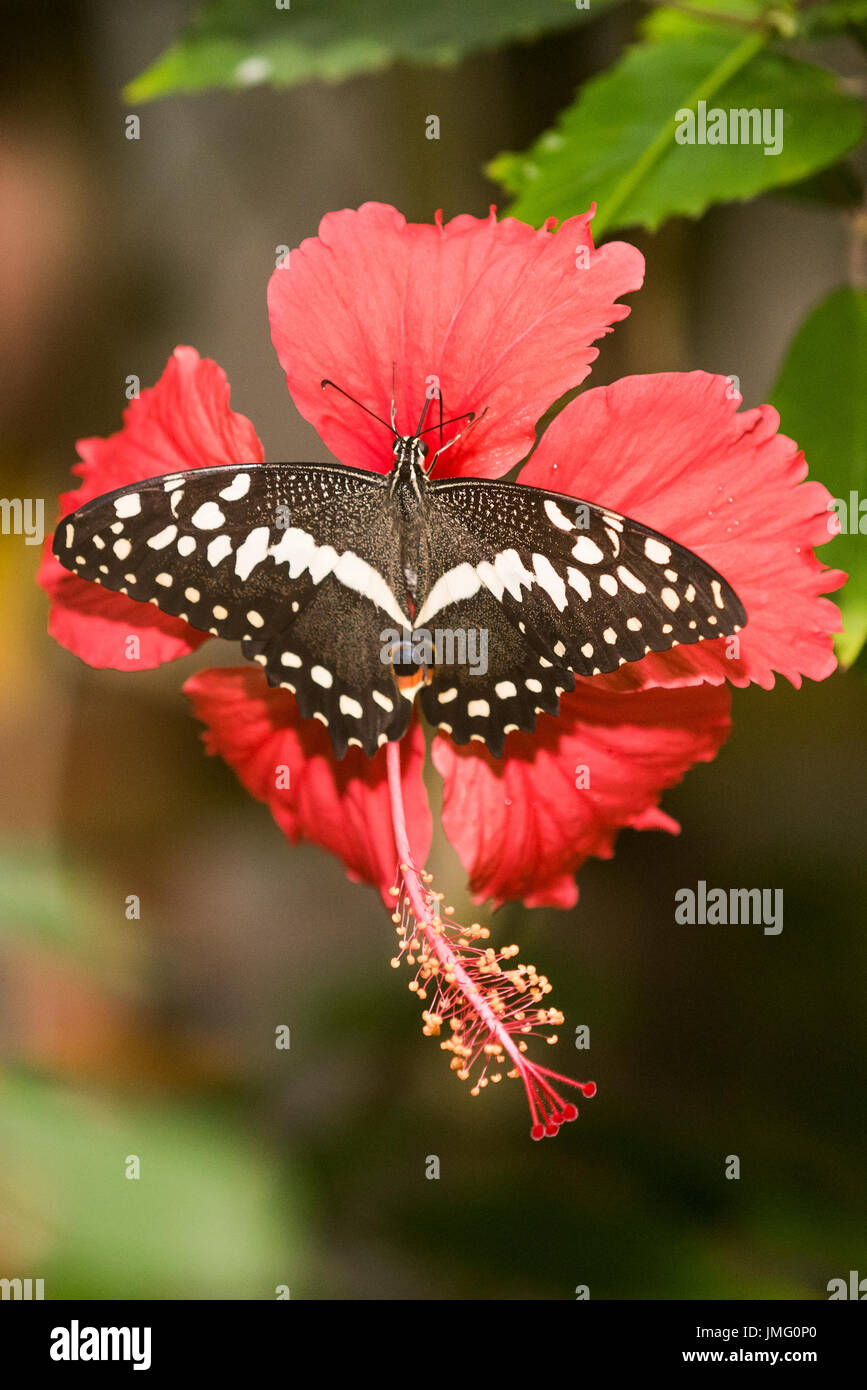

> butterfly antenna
[390,363,397,430]
[428,406,485,470]
[414,393,435,436]
[321,380,394,433]
[419,408,475,436]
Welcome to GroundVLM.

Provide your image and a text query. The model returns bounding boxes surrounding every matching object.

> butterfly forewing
[53,462,413,756]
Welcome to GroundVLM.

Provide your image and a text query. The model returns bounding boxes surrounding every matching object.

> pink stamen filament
[385,742,595,1139]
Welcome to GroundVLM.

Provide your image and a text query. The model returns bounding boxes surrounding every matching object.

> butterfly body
[54,431,745,759]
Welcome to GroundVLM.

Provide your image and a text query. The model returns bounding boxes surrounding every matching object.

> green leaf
[0,1072,306,1298]
[770,287,867,667]
[489,10,866,236]
[125,0,615,102]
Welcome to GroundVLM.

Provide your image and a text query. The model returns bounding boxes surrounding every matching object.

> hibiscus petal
[432,682,732,909]
[183,667,432,903]
[39,346,264,670]
[267,202,644,480]
[519,372,845,691]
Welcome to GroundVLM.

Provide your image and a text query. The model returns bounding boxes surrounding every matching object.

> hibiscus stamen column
[385,742,595,1139]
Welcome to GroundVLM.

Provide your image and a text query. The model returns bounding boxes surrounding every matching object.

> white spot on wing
[148,524,178,550]
[334,550,407,624]
[417,563,481,625]
[567,567,591,602]
[308,544,338,585]
[572,536,603,564]
[532,553,567,610]
[207,534,233,567]
[234,526,269,581]
[268,531,408,626]
[191,501,225,530]
[544,499,574,531]
[493,549,534,601]
[219,472,251,502]
[617,566,646,594]
[645,537,671,564]
[114,493,141,518]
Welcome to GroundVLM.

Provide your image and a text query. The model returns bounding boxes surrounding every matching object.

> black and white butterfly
[53,385,745,759]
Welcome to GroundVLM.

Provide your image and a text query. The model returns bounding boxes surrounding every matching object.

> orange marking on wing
[396,667,434,693]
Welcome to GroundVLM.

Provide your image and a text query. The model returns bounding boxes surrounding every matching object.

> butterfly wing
[53,462,413,757]
[418,477,745,751]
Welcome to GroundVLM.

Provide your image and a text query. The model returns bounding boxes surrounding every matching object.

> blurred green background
[0,0,865,1299]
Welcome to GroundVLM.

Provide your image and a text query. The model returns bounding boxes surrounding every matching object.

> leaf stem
[594,26,769,239]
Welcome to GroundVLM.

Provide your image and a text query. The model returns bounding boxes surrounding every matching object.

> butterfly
[53,383,745,759]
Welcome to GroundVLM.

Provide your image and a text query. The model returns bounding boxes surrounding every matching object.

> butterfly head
[392,434,428,460]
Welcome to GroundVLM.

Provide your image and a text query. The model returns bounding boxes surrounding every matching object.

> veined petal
[183,666,432,903]
[268,202,644,480]
[433,682,732,908]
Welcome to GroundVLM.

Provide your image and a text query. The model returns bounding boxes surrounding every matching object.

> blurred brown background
[0,0,864,1298]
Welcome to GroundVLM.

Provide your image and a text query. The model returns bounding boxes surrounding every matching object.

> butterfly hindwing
[414,476,745,747]
[53,462,412,756]
[417,585,574,757]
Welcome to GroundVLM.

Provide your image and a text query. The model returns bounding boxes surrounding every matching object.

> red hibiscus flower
[40,203,843,1137]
